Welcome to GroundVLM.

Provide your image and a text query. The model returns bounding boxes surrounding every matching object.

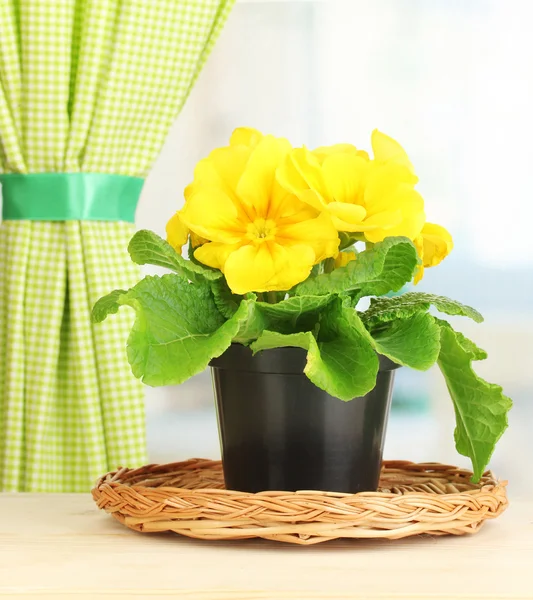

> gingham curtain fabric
[0,0,235,492]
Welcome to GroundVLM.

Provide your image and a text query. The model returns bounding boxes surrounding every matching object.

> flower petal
[269,187,319,226]
[277,147,331,205]
[371,129,416,174]
[230,127,264,148]
[224,241,315,294]
[420,222,454,267]
[194,241,244,271]
[236,135,292,218]
[364,163,418,213]
[166,211,189,250]
[364,188,425,243]
[321,153,369,205]
[413,223,453,283]
[190,145,252,210]
[277,212,339,262]
[357,210,403,231]
[330,208,401,234]
[327,202,367,226]
[413,234,425,284]
[313,143,368,163]
[180,188,246,244]
[335,250,357,268]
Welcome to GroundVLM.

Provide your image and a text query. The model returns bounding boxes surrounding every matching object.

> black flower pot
[210,344,400,494]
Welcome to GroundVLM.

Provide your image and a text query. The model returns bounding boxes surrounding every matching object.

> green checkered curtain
[0,0,234,492]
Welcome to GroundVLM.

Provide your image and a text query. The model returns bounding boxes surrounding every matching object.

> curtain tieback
[0,173,144,223]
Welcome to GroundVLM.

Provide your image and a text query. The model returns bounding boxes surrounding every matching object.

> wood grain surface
[0,493,531,599]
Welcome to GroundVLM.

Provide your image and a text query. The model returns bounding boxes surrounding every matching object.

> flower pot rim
[210,342,400,375]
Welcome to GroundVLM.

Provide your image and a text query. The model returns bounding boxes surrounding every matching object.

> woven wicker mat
[92,459,508,545]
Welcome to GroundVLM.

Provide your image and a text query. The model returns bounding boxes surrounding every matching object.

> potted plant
[93,127,511,494]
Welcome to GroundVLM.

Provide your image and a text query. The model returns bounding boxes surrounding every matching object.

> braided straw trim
[92,459,508,545]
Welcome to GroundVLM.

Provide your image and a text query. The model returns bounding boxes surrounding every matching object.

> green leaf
[363,292,483,328]
[95,274,262,386]
[256,294,335,332]
[128,229,221,282]
[231,295,268,345]
[436,322,512,481]
[433,318,487,360]
[251,330,314,354]
[371,312,440,370]
[251,299,379,401]
[210,279,241,319]
[92,289,128,323]
[295,237,418,298]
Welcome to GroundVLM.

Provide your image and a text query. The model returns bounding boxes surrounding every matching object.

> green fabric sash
[0,173,144,222]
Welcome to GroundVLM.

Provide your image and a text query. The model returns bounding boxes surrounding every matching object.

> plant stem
[266,291,278,304]
[323,258,336,274]
[257,292,265,302]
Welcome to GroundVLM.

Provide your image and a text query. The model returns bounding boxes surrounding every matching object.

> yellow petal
[364,163,418,213]
[414,264,425,285]
[371,129,416,174]
[180,188,245,244]
[293,188,327,213]
[268,187,319,225]
[321,153,369,205]
[166,211,188,250]
[358,210,403,231]
[326,202,367,226]
[413,234,425,284]
[194,241,244,271]
[277,211,339,262]
[192,145,252,208]
[331,209,402,234]
[190,232,207,249]
[236,135,292,218]
[224,241,315,294]
[230,127,264,148]
[412,223,453,283]
[313,144,369,163]
[335,250,357,268]
[277,147,331,205]
[364,188,425,243]
[420,222,453,267]
[277,152,309,197]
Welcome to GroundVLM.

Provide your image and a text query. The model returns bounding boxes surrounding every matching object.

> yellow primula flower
[166,211,206,250]
[166,211,189,251]
[229,126,264,148]
[371,129,416,174]
[334,250,357,268]
[277,130,425,243]
[413,222,454,283]
[180,131,340,295]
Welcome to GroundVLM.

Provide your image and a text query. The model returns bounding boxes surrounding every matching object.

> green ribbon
[0,173,144,223]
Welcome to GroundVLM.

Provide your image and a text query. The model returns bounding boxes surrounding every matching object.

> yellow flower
[277,130,425,243]
[166,211,189,251]
[166,211,206,250]
[229,126,264,148]
[180,131,340,295]
[371,129,415,174]
[413,222,454,283]
[334,250,357,268]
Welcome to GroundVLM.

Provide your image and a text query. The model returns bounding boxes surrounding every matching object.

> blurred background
[136,0,533,496]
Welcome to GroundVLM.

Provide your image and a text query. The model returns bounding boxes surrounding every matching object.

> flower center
[246,218,277,242]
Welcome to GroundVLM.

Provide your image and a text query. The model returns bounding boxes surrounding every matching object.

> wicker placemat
[92,459,508,545]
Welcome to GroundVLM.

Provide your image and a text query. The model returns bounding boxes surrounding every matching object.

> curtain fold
[0,0,235,491]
